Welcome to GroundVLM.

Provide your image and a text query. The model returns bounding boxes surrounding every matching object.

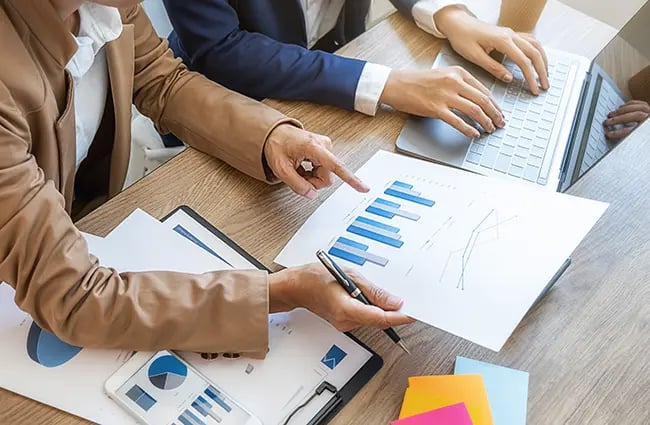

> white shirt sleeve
[412,0,472,39]
[354,62,393,116]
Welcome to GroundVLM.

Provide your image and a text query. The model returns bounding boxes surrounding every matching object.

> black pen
[316,250,411,355]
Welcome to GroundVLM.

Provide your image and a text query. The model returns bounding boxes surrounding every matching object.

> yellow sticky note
[399,375,493,425]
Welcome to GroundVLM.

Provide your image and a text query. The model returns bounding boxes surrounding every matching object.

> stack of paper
[0,208,377,425]
[0,209,233,425]
[394,357,529,425]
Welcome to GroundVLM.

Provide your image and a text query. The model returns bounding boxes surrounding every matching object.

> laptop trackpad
[396,116,472,167]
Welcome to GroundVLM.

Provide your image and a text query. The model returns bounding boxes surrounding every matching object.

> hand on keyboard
[435,7,549,95]
[604,100,650,141]
[381,67,505,138]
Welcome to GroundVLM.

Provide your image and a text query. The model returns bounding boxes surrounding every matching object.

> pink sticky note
[391,403,473,425]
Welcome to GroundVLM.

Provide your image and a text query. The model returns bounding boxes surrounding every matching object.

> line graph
[439,209,519,290]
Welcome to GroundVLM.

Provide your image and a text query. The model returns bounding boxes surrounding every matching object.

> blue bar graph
[355,216,400,233]
[177,415,192,425]
[194,395,223,423]
[185,409,205,425]
[329,237,389,267]
[366,198,421,221]
[205,386,232,413]
[385,181,436,207]
[347,218,404,248]
[192,401,209,417]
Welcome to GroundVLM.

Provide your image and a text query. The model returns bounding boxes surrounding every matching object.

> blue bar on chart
[178,409,206,425]
[329,237,389,267]
[192,395,223,424]
[205,386,233,413]
[366,198,421,221]
[385,181,436,207]
[125,385,157,412]
[347,217,404,248]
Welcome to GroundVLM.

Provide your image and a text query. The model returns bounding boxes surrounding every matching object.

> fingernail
[305,188,318,199]
[471,129,480,138]
[387,294,404,309]
[503,73,513,83]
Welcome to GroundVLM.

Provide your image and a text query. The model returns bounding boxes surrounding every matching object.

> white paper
[275,151,608,351]
[1,210,375,425]
[159,208,259,270]
[0,210,232,425]
[101,208,232,273]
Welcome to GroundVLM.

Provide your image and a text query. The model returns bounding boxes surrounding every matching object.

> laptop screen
[561,4,650,191]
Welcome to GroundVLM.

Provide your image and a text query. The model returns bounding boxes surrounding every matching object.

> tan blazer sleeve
[0,83,269,356]
[123,5,300,182]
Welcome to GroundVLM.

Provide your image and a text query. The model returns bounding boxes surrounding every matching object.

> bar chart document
[275,151,608,351]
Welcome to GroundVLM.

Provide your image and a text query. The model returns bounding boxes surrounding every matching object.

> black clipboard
[161,205,383,425]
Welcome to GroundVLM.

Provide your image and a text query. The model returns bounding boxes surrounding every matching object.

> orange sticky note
[399,375,493,425]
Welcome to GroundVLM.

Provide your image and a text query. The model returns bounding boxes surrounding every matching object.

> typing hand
[263,124,369,199]
[381,67,505,138]
[604,100,650,141]
[268,264,415,332]
[436,6,549,95]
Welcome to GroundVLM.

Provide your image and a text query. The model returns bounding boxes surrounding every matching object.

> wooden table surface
[2,1,649,424]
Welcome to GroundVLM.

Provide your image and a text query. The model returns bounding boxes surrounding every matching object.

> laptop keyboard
[464,57,573,185]
[579,79,625,175]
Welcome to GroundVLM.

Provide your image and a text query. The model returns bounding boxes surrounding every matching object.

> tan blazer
[0,0,300,356]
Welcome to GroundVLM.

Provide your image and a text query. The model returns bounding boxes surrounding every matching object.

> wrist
[380,70,405,109]
[268,269,299,313]
[435,5,474,38]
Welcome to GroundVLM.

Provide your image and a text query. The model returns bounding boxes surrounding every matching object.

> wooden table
[2,1,649,424]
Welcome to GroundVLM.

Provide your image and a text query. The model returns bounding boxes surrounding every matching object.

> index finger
[309,145,370,193]
[514,37,549,90]
[499,40,540,95]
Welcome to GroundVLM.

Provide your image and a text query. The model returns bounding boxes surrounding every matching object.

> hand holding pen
[268,263,415,335]
[316,250,414,354]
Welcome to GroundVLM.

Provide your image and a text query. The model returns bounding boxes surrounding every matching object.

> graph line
[439,210,519,290]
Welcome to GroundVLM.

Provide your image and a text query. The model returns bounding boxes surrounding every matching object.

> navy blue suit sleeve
[389,0,419,19]
[163,0,366,111]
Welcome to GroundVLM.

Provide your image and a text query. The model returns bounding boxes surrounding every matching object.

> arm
[162,0,365,111]
[0,82,269,356]
[125,5,302,181]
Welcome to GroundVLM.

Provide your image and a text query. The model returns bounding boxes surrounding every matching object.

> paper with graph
[275,151,608,351]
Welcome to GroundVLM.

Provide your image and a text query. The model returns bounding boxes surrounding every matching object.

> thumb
[277,164,318,199]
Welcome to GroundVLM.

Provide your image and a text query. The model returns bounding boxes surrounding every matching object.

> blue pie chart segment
[26,322,83,368]
[148,355,187,390]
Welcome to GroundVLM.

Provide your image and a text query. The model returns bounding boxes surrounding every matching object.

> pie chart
[148,355,187,390]
[26,322,83,368]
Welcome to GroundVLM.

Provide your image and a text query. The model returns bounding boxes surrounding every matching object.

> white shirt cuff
[412,0,471,39]
[354,63,392,116]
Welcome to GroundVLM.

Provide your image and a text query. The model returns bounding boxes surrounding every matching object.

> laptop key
[469,143,484,154]
[523,165,540,182]
[508,164,524,178]
[466,151,481,165]
[528,155,542,168]
[501,144,515,156]
[512,154,527,169]
[494,154,511,173]
[487,137,502,148]
[479,145,499,168]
